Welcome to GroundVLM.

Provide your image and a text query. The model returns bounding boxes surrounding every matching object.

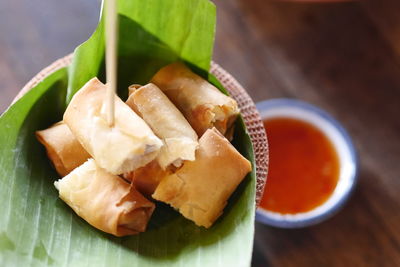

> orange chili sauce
[260,117,340,214]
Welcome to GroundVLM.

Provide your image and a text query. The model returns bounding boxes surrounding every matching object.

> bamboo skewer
[105,0,118,126]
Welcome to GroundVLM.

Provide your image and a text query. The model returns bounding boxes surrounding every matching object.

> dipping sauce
[260,117,340,214]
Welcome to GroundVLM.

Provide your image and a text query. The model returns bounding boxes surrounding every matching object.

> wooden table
[1,0,400,266]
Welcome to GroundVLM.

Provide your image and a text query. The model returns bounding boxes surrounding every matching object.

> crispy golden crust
[124,160,171,197]
[36,122,90,177]
[128,84,141,96]
[55,159,155,236]
[152,128,252,228]
[126,83,198,169]
[151,62,239,138]
[63,78,163,175]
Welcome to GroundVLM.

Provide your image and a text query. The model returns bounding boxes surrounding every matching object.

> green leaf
[67,0,216,102]
[0,0,255,266]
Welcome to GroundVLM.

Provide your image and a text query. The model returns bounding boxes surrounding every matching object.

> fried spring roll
[36,122,90,177]
[124,160,170,197]
[152,128,252,228]
[128,84,141,96]
[64,78,163,175]
[55,159,155,236]
[151,62,239,138]
[126,83,198,169]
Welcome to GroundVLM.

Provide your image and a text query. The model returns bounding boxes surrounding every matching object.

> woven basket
[15,54,269,205]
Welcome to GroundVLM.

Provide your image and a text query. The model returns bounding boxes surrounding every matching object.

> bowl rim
[255,98,358,228]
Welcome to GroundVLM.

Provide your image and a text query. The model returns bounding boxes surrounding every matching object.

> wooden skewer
[105,0,118,126]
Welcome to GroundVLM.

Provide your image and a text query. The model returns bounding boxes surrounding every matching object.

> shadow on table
[253,165,400,266]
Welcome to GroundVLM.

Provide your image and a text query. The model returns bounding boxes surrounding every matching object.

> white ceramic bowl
[256,99,358,228]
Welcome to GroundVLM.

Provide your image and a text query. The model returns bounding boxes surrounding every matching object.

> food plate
[3,57,268,266]
[1,1,268,265]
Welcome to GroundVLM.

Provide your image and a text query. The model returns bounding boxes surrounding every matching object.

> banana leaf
[0,0,256,266]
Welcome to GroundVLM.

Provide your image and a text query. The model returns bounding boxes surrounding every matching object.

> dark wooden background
[1,0,400,266]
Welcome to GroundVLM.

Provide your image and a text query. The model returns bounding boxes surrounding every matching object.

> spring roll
[151,62,239,138]
[124,160,170,197]
[128,84,141,96]
[126,83,198,169]
[64,78,163,175]
[36,122,90,177]
[152,128,252,228]
[55,159,155,236]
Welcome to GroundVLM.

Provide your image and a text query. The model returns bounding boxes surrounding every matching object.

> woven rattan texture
[17,55,269,205]
[210,63,268,205]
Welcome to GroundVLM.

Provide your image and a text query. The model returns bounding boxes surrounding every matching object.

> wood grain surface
[1,0,400,266]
